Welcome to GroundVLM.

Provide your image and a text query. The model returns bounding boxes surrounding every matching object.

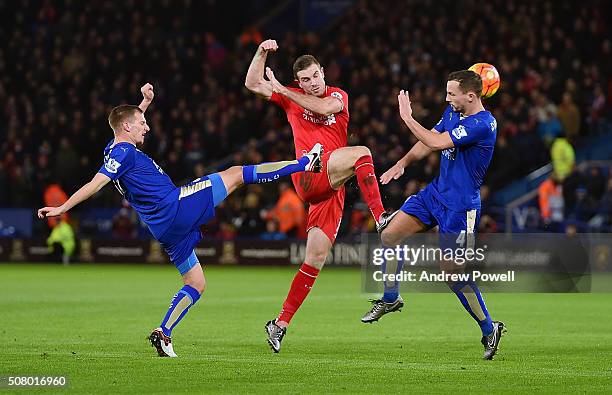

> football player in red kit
[245,39,392,352]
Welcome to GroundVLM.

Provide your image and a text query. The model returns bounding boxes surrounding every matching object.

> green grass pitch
[1,263,611,393]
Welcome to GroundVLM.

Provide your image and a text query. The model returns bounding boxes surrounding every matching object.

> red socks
[354,155,385,222]
[277,263,320,327]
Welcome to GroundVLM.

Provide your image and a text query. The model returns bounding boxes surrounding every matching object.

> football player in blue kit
[38,83,323,357]
[362,70,505,360]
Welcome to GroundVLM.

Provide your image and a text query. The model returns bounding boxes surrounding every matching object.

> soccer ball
[468,63,500,99]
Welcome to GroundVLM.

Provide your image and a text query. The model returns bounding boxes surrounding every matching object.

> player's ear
[320,67,325,79]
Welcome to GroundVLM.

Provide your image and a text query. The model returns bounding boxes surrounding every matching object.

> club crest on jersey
[104,158,122,173]
[451,125,468,140]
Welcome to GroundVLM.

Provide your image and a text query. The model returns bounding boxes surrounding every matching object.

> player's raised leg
[361,211,427,323]
[214,143,323,197]
[150,254,205,357]
[327,146,389,231]
[265,227,330,352]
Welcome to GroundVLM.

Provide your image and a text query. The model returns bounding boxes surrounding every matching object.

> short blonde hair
[108,105,142,131]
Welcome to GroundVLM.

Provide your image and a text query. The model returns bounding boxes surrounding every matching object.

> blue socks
[242,156,310,184]
[160,284,201,337]
[450,280,494,336]
[381,246,404,303]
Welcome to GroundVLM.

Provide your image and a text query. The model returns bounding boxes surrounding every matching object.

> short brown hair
[448,70,483,97]
[108,105,142,131]
[293,55,320,79]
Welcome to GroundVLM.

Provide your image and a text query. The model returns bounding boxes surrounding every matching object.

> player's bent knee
[218,166,243,194]
[381,229,402,247]
[354,145,371,159]
[185,275,206,294]
[182,263,206,293]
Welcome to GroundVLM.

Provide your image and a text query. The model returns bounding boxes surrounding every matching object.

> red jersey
[270,86,349,157]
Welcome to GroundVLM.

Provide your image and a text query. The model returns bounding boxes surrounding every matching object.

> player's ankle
[275,320,289,328]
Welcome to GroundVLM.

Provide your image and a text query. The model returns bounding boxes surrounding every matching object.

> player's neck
[112,135,136,147]
[462,102,485,117]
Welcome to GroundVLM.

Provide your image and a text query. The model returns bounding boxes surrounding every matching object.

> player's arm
[380,140,432,184]
[397,90,454,151]
[138,83,154,113]
[38,173,111,218]
[265,67,342,116]
[244,39,278,99]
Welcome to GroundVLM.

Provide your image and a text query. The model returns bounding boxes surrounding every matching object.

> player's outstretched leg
[149,253,205,357]
[448,279,505,359]
[212,143,323,201]
[242,143,323,184]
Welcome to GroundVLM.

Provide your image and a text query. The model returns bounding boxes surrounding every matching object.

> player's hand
[259,39,278,53]
[265,67,285,94]
[141,83,154,102]
[380,162,405,184]
[37,206,65,219]
[397,90,413,120]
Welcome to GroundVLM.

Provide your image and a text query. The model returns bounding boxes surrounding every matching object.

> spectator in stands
[112,200,138,240]
[260,219,287,241]
[1,0,609,238]
[43,183,75,263]
[538,107,563,147]
[557,92,580,141]
[567,187,598,225]
[539,175,564,231]
[46,220,76,265]
[550,133,575,181]
[264,183,307,238]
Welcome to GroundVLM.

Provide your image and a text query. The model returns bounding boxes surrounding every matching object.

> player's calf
[329,145,387,225]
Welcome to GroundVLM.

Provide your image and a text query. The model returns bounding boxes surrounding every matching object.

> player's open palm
[380,163,404,184]
[398,90,413,120]
[38,206,64,219]
[259,39,278,53]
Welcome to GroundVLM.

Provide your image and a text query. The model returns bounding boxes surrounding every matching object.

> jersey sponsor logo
[441,147,456,160]
[104,158,122,173]
[302,108,337,126]
[451,125,468,140]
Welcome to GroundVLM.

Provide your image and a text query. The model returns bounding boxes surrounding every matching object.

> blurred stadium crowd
[1,0,611,239]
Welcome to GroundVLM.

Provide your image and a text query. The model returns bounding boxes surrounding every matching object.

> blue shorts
[158,173,227,274]
[400,185,480,235]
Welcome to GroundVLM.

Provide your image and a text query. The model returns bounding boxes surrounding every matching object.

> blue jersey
[98,140,179,239]
[430,105,497,211]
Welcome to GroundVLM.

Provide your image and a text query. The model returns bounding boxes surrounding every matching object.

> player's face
[296,64,326,96]
[129,112,150,146]
[446,80,471,113]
